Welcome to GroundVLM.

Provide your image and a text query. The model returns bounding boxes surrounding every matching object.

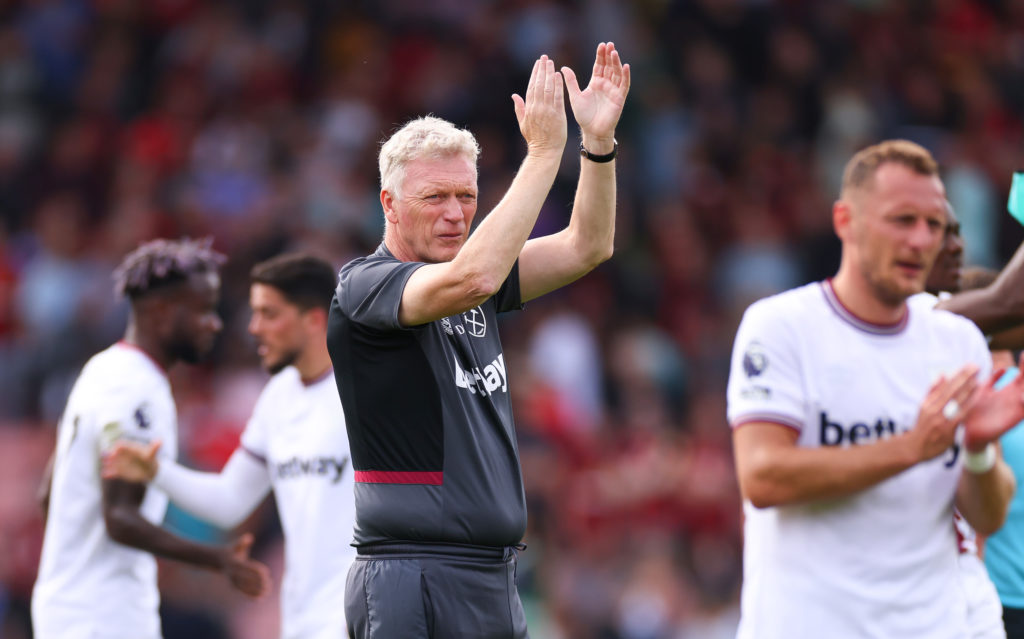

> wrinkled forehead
[402,154,478,190]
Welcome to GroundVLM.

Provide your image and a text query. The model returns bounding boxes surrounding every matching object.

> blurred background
[3,0,1024,637]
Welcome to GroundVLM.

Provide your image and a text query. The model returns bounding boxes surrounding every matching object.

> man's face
[925,204,965,294]
[248,283,306,375]
[166,271,223,364]
[383,155,478,263]
[845,163,948,306]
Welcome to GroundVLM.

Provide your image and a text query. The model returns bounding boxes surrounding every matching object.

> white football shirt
[32,342,178,639]
[239,367,355,639]
[727,281,991,639]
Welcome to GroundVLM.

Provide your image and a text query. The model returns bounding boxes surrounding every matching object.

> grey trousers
[345,543,529,639]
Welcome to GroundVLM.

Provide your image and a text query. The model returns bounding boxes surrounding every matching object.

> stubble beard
[863,264,918,308]
[265,346,300,375]
[169,334,208,365]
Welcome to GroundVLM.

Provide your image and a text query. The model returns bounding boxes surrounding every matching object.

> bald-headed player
[32,238,270,639]
[728,140,1024,638]
[102,253,355,639]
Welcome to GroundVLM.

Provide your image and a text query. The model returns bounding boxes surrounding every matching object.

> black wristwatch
[579,139,618,163]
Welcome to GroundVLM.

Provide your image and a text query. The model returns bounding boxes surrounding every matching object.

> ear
[303,306,329,334]
[137,295,174,336]
[833,199,853,241]
[381,189,399,224]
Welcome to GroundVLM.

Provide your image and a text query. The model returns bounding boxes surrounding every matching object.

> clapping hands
[513,42,630,157]
[563,42,631,152]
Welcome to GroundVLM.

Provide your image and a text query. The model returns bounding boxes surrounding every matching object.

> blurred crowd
[3,0,1024,637]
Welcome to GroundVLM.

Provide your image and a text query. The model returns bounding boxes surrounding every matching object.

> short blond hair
[840,139,939,198]
[378,116,480,199]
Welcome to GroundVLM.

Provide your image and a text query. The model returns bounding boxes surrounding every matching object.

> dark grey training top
[327,243,526,547]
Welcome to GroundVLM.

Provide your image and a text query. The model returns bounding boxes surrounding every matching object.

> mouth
[895,261,925,277]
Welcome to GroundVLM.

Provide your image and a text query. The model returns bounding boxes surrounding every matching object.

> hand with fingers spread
[102,440,161,483]
[511,54,567,157]
[562,41,631,152]
[221,532,271,599]
[909,364,980,462]
[965,352,1024,450]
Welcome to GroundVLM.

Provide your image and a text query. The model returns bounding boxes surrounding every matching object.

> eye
[458,193,477,203]
[424,194,443,202]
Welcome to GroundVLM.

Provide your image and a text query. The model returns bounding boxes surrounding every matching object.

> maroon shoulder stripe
[355,470,444,485]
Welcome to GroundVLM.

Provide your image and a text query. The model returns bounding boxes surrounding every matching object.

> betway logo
[274,455,349,483]
[454,353,507,396]
[819,411,904,446]
[820,411,960,466]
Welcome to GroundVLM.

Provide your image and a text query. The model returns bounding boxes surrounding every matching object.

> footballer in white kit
[33,343,177,639]
[727,280,991,639]
[102,253,354,639]
[145,366,354,639]
[33,237,269,639]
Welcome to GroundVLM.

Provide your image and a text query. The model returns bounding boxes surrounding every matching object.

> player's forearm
[564,139,616,268]
[738,434,920,508]
[937,288,1019,335]
[986,323,1024,350]
[451,151,562,294]
[957,457,1016,535]
[990,239,1024,324]
[153,451,270,529]
[940,242,1024,334]
[104,504,227,570]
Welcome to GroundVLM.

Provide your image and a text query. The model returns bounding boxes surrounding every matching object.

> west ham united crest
[743,342,768,378]
[462,306,486,338]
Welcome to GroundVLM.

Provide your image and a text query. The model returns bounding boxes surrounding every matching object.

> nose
[208,313,223,335]
[248,314,259,336]
[441,196,464,223]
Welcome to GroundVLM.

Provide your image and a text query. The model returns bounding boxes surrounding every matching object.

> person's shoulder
[742,282,824,324]
[919,301,980,331]
[340,244,400,275]
[82,343,167,392]
[907,291,940,311]
[258,366,303,402]
[917,301,987,346]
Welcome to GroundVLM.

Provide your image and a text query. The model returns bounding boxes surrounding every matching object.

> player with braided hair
[32,237,270,639]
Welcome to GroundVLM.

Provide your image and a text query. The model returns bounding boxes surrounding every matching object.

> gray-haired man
[328,44,630,638]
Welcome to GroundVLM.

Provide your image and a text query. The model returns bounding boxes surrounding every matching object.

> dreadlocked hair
[113,237,226,301]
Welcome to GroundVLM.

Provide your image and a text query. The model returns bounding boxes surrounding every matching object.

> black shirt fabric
[327,243,527,547]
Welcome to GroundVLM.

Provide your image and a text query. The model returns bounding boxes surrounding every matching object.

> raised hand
[562,42,631,148]
[909,364,979,461]
[102,440,160,483]
[221,533,271,599]
[964,357,1024,450]
[512,54,567,156]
